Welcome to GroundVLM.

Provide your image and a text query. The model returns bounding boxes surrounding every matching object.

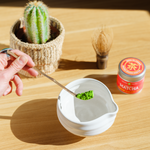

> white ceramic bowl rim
[57,78,119,125]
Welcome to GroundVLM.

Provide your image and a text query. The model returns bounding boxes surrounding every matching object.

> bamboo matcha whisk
[92,26,113,69]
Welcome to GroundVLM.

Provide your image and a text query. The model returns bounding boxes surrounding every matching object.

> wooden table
[0,0,150,149]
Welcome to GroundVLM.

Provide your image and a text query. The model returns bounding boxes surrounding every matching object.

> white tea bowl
[57,78,119,137]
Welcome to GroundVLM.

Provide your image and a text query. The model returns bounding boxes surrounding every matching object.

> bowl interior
[58,78,117,123]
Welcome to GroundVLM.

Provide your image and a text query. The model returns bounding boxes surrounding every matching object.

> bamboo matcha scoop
[6,50,94,100]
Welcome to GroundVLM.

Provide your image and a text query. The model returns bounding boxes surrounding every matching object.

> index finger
[0,53,8,70]
[10,49,35,67]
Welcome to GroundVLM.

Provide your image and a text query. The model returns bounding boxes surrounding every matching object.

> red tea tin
[117,57,146,94]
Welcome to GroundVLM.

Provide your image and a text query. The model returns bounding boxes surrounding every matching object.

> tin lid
[119,57,146,82]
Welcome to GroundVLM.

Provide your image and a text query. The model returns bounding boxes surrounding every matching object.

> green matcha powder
[76,90,94,100]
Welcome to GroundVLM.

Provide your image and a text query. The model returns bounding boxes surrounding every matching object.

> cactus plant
[24,0,50,44]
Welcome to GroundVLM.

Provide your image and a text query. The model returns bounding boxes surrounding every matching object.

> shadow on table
[9,98,84,145]
[84,74,123,94]
[58,58,97,70]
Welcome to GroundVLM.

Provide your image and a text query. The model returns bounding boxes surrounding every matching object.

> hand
[0,49,38,97]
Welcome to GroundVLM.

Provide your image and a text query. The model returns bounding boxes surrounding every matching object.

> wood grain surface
[0,0,150,149]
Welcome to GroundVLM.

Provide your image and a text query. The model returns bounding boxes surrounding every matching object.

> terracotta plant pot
[10,16,65,77]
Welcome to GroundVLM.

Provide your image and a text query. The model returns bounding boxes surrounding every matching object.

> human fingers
[22,65,38,77]
[10,49,35,67]
[0,53,8,70]
[7,59,38,77]
[9,49,38,76]
[3,82,12,96]
[12,74,23,96]
[0,71,11,97]
[4,55,28,80]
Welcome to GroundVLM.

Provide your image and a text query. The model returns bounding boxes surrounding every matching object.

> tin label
[120,58,144,75]
[117,75,144,94]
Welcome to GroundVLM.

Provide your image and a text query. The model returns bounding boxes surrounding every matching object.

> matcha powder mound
[76,90,94,100]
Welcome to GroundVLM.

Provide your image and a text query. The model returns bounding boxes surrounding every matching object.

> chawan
[57,78,119,137]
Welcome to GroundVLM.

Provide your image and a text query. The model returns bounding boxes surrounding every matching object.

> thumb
[6,55,28,78]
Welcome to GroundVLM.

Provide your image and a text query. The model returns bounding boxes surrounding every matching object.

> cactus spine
[24,1,50,44]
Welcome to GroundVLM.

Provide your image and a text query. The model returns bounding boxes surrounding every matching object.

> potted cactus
[10,0,65,77]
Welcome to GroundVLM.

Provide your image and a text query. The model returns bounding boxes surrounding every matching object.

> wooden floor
[0,0,150,149]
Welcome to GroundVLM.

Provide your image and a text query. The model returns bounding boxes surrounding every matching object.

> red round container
[117,57,146,94]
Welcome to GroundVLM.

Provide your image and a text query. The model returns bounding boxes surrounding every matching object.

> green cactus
[24,1,50,44]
